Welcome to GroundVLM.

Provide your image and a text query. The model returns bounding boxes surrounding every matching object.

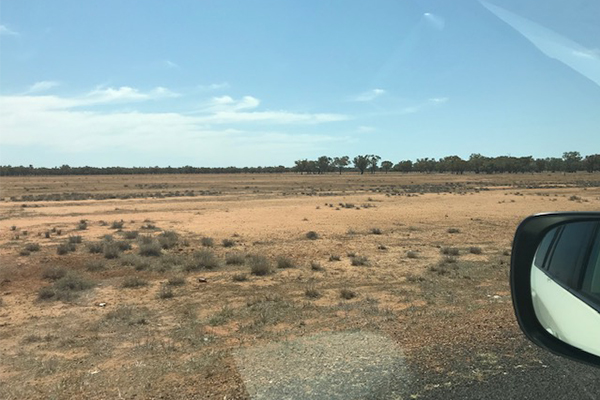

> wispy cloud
[480,0,600,87]
[163,60,179,69]
[400,97,449,114]
[423,12,445,30]
[198,82,230,91]
[357,125,375,133]
[351,88,386,102]
[0,24,18,36]
[0,87,349,165]
[26,81,60,93]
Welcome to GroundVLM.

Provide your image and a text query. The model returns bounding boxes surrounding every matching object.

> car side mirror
[511,212,600,367]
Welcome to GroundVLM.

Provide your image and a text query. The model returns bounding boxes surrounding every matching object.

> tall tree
[316,156,332,174]
[333,156,350,175]
[352,155,369,175]
[369,155,381,174]
[381,161,393,174]
[562,151,582,173]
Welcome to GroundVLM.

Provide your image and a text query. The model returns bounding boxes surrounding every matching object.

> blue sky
[1,0,599,167]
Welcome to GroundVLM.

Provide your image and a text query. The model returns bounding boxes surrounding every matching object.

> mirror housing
[511,212,600,367]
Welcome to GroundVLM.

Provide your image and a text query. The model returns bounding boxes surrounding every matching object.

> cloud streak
[351,88,386,102]
[0,24,18,36]
[26,81,60,93]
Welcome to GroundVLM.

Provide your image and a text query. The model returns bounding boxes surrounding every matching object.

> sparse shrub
[25,243,41,252]
[406,250,419,259]
[42,267,67,281]
[232,273,248,282]
[440,255,458,264]
[121,254,153,271]
[142,223,157,230]
[158,231,179,249]
[102,234,114,242]
[104,305,149,325]
[103,243,121,259]
[38,286,57,300]
[469,246,483,255]
[249,255,271,276]
[139,240,162,257]
[56,243,76,255]
[370,228,382,235]
[340,288,357,299]
[77,221,88,230]
[10,225,17,231]
[305,286,321,299]
[377,244,388,250]
[346,251,356,258]
[201,236,214,247]
[157,285,174,299]
[305,231,319,240]
[276,256,296,269]
[351,255,369,266]
[122,231,139,240]
[225,252,246,265]
[208,306,234,326]
[114,241,132,251]
[122,276,148,288]
[87,242,103,254]
[55,272,94,291]
[85,260,106,272]
[44,231,51,239]
[441,247,460,256]
[406,274,425,283]
[447,228,460,234]
[111,220,124,230]
[137,234,154,245]
[222,238,235,248]
[328,255,341,262]
[311,261,324,271]
[19,249,31,256]
[167,276,185,286]
[185,249,219,271]
[569,195,581,201]
[56,229,62,236]
[68,235,82,244]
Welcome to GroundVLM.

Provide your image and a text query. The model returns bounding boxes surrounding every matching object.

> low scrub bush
[68,235,82,244]
[447,228,460,234]
[370,228,382,235]
[157,285,174,299]
[158,231,179,249]
[305,231,319,240]
[232,273,248,282]
[167,276,185,286]
[42,266,67,281]
[38,272,95,301]
[406,250,419,259]
[225,252,246,265]
[351,255,369,266]
[340,288,357,300]
[441,247,460,256]
[139,240,162,257]
[87,242,103,254]
[103,243,121,259]
[111,220,124,230]
[276,256,296,269]
[328,255,341,262]
[249,255,271,276]
[56,243,76,255]
[24,243,41,252]
[122,231,139,240]
[77,221,88,230]
[85,260,106,272]
[201,237,214,247]
[184,250,219,271]
[469,246,483,255]
[311,261,324,271]
[122,276,148,288]
[222,238,235,248]
[305,286,321,299]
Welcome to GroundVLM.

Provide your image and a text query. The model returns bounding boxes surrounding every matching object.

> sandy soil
[0,172,598,399]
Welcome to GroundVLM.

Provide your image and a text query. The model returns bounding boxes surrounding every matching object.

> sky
[1,0,599,167]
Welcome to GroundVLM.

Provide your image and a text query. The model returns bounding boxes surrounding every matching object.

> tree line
[1,152,599,176]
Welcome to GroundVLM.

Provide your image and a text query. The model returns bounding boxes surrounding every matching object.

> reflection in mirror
[530,221,600,358]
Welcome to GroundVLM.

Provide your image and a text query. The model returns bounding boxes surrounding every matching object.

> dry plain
[0,172,599,399]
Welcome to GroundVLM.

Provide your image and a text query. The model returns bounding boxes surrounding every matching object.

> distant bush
[305,231,319,240]
[167,276,185,286]
[222,238,235,248]
[24,243,41,252]
[39,272,94,301]
[276,256,296,269]
[111,220,125,230]
[340,288,357,300]
[311,261,324,271]
[122,231,139,240]
[68,235,82,244]
[185,250,219,271]
[441,247,460,256]
[122,276,148,288]
[370,228,382,235]
[103,243,121,259]
[328,255,341,262]
[232,273,248,282]
[57,243,76,255]
[102,234,114,242]
[469,246,483,255]
[42,266,67,281]
[201,237,214,247]
[406,251,419,259]
[225,252,246,265]
[440,255,458,264]
[77,221,88,230]
[87,242,103,254]
[351,255,369,266]
[305,286,321,299]
[447,228,460,234]
[157,285,174,299]
[85,260,106,272]
[249,255,271,276]
[158,231,179,249]
[139,240,162,257]
[19,249,31,256]
[114,241,132,251]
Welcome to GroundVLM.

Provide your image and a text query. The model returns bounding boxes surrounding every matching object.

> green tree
[352,155,370,175]
[562,151,582,173]
[333,156,350,175]
[316,156,332,174]
[393,160,413,172]
[381,161,393,174]
[368,155,381,174]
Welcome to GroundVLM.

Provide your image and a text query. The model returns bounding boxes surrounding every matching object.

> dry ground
[0,172,599,399]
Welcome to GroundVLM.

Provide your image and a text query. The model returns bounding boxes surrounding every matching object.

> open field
[1,172,599,399]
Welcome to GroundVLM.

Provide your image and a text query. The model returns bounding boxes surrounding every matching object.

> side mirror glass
[511,213,600,367]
